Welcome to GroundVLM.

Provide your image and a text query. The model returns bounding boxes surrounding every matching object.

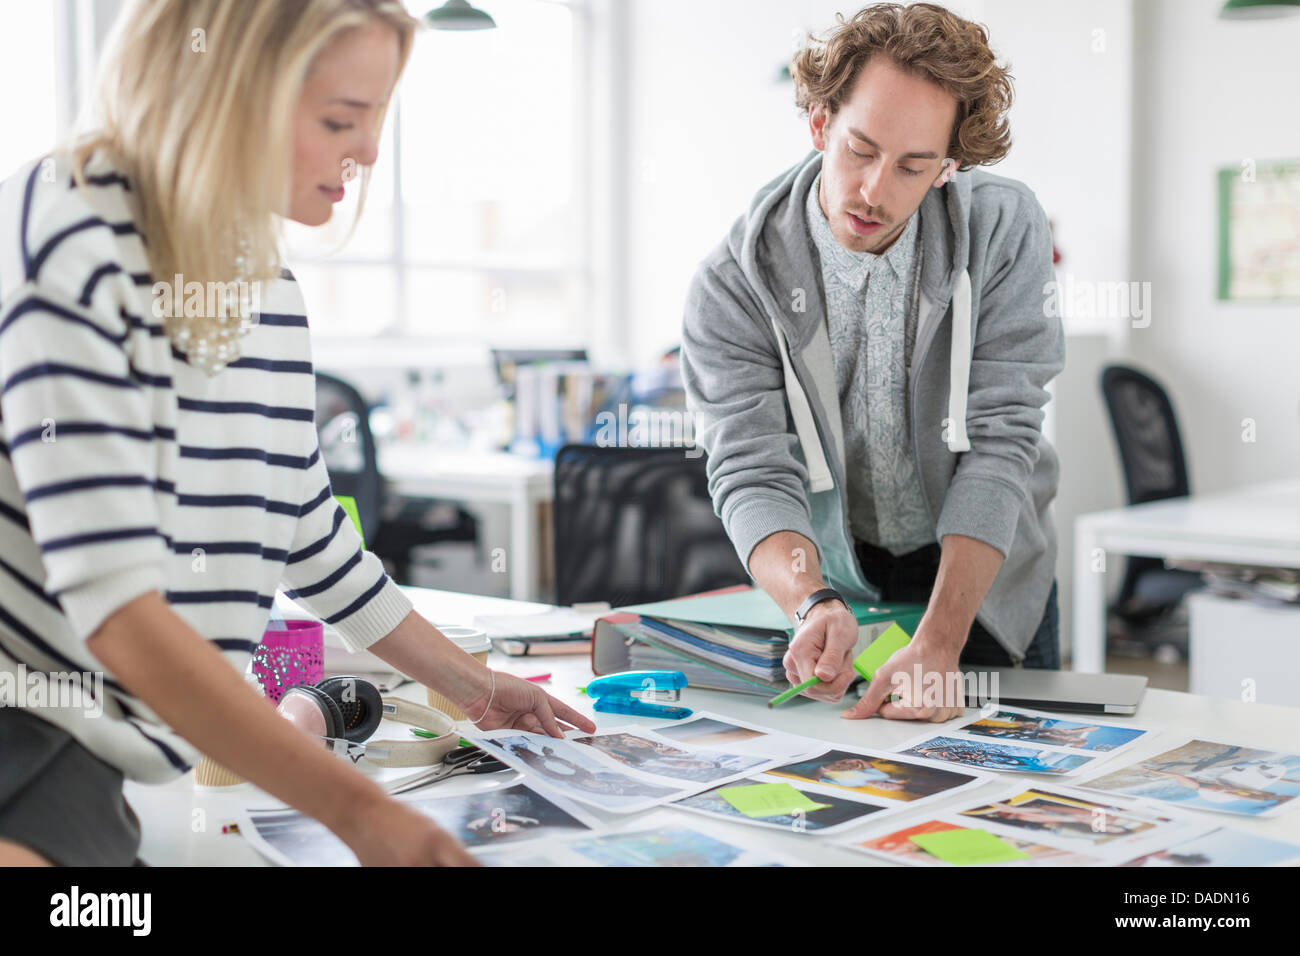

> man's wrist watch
[794,587,846,626]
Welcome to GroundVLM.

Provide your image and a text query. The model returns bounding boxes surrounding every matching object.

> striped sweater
[0,151,414,783]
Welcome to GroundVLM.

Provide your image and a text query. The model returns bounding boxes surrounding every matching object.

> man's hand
[465,671,597,737]
[783,600,861,701]
[843,623,966,722]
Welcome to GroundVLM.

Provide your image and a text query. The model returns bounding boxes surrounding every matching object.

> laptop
[961,668,1149,715]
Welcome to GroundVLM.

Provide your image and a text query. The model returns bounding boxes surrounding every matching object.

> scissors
[386,746,511,796]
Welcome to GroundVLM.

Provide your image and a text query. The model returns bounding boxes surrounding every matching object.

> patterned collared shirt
[805,173,934,555]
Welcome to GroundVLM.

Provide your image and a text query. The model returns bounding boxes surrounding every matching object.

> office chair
[1099,364,1203,624]
[315,371,382,543]
[553,444,748,607]
[314,371,479,584]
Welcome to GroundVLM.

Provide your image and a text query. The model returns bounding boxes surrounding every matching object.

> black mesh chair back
[1100,364,1196,616]
[553,445,748,607]
[1100,364,1190,506]
[314,371,381,544]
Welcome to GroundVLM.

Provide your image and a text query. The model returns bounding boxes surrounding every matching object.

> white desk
[1073,479,1300,673]
[124,587,1300,866]
[377,445,554,602]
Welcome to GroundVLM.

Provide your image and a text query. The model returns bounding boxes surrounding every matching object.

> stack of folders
[615,616,788,692]
[593,585,926,697]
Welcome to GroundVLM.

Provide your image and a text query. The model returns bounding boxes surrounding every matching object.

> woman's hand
[464,670,597,737]
[335,791,480,866]
[370,613,596,738]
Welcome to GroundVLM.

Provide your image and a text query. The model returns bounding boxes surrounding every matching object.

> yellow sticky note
[718,782,832,818]
[908,828,1029,865]
[853,622,912,681]
[335,494,365,548]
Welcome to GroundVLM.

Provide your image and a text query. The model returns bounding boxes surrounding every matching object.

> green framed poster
[1216,159,1300,302]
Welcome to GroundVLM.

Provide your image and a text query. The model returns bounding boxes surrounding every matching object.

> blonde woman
[0,0,594,867]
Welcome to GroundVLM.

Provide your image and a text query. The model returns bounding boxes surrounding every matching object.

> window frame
[294,0,596,352]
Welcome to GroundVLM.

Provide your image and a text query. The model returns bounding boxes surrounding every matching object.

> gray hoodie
[680,149,1064,661]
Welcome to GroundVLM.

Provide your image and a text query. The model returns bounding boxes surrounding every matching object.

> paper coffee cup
[194,672,271,787]
[194,755,245,787]
[427,624,491,721]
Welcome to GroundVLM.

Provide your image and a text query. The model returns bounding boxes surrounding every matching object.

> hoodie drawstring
[776,269,973,491]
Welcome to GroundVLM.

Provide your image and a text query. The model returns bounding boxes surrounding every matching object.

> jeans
[853,539,1061,670]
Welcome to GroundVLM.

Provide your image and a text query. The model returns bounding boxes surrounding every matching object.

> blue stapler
[579,670,693,720]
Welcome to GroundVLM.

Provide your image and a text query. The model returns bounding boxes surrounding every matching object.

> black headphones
[277,675,459,767]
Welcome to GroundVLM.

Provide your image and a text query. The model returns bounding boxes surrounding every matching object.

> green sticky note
[852,622,912,681]
[335,494,365,548]
[909,828,1029,865]
[717,782,832,819]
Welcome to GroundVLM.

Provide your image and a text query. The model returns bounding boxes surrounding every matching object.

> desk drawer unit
[1188,591,1300,707]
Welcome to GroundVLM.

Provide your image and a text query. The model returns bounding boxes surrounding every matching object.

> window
[0,3,60,181]
[285,0,590,348]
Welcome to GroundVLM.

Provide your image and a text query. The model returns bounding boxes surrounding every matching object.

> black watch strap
[794,587,845,626]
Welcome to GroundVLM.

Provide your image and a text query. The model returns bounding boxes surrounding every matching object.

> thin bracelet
[472,670,496,724]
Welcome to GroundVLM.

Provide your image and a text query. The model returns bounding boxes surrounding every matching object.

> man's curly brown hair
[791,3,1014,170]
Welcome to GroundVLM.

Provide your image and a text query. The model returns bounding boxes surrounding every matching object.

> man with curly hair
[681,3,1065,722]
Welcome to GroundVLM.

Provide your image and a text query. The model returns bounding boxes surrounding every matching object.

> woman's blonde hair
[69,0,418,342]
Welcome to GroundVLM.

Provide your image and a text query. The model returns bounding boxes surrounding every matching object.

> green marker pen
[768,623,914,708]
[409,730,475,748]
[767,675,821,708]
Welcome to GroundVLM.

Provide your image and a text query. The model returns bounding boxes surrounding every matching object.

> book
[493,637,593,657]
[474,604,608,657]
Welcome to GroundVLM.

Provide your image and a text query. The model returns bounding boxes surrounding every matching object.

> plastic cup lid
[436,623,491,653]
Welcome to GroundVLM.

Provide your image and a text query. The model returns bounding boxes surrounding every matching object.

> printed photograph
[246,782,594,865]
[1080,740,1300,817]
[963,710,1147,752]
[567,827,772,867]
[478,733,685,811]
[957,789,1166,847]
[768,749,979,802]
[847,819,1103,867]
[408,782,595,850]
[1118,828,1300,867]
[656,716,767,749]
[676,781,889,833]
[654,713,821,760]
[246,812,354,867]
[571,730,768,783]
[898,735,1095,774]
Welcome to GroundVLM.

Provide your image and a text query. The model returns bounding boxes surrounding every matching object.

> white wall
[622,0,1134,360]
[623,0,863,363]
[1129,0,1300,494]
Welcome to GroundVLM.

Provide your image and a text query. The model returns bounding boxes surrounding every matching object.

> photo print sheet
[892,706,1157,777]
[241,779,600,866]
[651,711,825,762]
[674,775,893,837]
[1115,826,1300,867]
[478,824,806,868]
[763,744,992,810]
[472,723,794,813]
[844,782,1300,867]
[946,784,1208,863]
[841,816,1108,867]
[1077,737,1300,818]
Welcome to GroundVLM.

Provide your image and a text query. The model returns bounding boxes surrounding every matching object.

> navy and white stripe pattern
[0,153,413,783]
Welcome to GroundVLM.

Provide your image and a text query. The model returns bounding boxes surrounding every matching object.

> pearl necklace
[164,243,262,377]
